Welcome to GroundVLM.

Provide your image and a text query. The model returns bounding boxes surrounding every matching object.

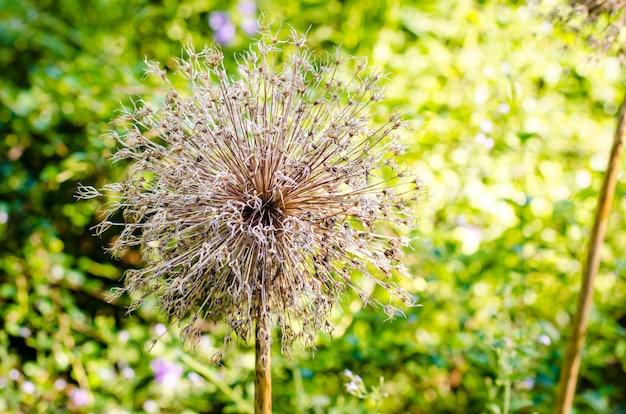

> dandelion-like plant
[78,26,421,413]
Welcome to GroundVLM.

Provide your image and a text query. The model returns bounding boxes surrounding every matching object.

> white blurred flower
[9,369,21,381]
[519,377,535,390]
[69,388,90,407]
[121,367,135,379]
[54,378,67,390]
[497,103,510,114]
[475,132,494,149]
[118,330,130,343]
[143,400,159,413]
[154,324,167,337]
[187,372,205,386]
[346,381,359,392]
[479,120,493,133]
[537,334,551,346]
[21,381,35,395]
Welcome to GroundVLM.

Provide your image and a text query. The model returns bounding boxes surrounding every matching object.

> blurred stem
[503,377,511,414]
[255,311,272,414]
[292,363,306,414]
[554,90,626,414]
[180,354,253,414]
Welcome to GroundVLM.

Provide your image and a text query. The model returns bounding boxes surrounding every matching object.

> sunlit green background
[1,0,625,412]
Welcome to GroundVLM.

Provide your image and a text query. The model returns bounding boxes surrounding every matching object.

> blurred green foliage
[1,0,625,412]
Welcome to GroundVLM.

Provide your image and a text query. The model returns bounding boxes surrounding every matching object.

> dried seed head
[78,27,424,361]
[548,0,626,58]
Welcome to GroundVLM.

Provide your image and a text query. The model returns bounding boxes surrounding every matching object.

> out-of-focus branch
[554,89,626,414]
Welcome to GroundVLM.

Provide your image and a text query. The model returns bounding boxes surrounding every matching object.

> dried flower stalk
[78,27,421,365]
[549,3,626,413]
[546,2,626,413]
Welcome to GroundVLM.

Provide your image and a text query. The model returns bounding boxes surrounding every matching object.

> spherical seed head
[550,0,626,58]
[80,27,423,360]
[572,0,626,17]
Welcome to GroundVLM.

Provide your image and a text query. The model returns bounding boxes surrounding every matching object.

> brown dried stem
[554,90,626,413]
[254,310,272,414]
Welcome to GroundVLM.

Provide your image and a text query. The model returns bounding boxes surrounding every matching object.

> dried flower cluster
[548,0,626,58]
[78,27,422,360]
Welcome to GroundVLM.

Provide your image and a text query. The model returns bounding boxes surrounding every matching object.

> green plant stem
[554,90,626,414]
[503,377,511,414]
[292,363,306,414]
[180,353,254,414]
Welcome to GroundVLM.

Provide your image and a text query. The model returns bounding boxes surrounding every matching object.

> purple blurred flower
[150,358,183,387]
[69,387,90,407]
[208,12,236,45]
[209,12,229,30]
[238,1,257,15]
[215,22,236,45]
[241,18,258,35]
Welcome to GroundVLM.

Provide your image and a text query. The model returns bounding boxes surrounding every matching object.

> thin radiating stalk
[554,90,626,414]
